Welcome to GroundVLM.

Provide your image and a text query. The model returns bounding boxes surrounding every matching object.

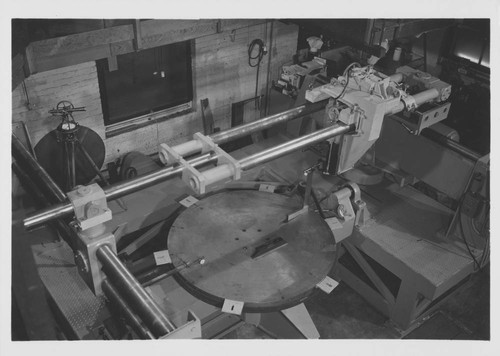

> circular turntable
[167,189,336,312]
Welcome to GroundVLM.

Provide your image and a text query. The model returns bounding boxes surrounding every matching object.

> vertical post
[423,32,428,72]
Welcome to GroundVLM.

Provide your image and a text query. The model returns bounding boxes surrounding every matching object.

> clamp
[159,133,241,195]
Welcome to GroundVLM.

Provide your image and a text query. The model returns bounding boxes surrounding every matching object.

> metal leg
[391,280,419,330]
[75,139,127,211]
[256,303,320,339]
[66,140,76,191]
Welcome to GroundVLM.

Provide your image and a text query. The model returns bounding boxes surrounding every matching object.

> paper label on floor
[259,184,276,193]
[179,195,199,208]
[221,299,244,315]
[325,217,343,230]
[154,250,172,265]
[316,276,339,294]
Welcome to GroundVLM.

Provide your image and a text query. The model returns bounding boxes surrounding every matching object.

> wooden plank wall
[12,21,298,172]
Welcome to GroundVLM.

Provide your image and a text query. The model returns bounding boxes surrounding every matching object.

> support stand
[50,101,127,210]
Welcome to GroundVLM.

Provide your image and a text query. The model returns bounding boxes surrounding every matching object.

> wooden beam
[12,53,26,91]
[29,24,134,57]
[107,55,118,71]
[29,40,134,73]
[25,24,134,73]
[219,19,268,32]
[343,242,396,305]
[133,20,143,50]
[139,19,218,49]
[21,19,275,75]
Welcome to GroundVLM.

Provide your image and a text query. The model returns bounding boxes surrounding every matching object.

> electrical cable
[311,189,326,219]
[332,62,361,100]
[248,39,266,110]
[458,205,481,271]
[456,169,489,271]
[248,39,265,68]
[479,172,490,267]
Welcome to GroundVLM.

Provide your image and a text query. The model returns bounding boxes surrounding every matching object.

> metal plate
[34,125,105,189]
[167,190,336,312]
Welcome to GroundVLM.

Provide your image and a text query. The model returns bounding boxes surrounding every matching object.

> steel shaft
[23,153,217,228]
[23,104,327,229]
[161,101,327,164]
[12,133,66,202]
[96,244,175,337]
[210,101,326,145]
[239,123,353,170]
[422,128,482,162]
[101,279,155,339]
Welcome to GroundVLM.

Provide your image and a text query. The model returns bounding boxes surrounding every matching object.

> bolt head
[74,251,89,273]
[77,185,92,196]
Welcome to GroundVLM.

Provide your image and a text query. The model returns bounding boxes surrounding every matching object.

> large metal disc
[34,125,105,189]
[167,190,336,312]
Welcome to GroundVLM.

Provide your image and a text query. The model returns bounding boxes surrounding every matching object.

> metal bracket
[161,310,202,339]
[287,164,318,221]
[73,231,116,296]
[66,183,112,231]
[159,133,241,194]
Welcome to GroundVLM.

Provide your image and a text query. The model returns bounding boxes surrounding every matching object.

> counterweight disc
[167,190,336,312]
[34,125,105,189]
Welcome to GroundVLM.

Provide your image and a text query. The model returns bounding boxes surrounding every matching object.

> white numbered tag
[259,184,276,193]
[179,195,199,208]
[316,276,339,294]
[221,299,244,315]
[153,250,172,265]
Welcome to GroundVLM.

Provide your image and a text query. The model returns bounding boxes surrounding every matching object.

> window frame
[97,40,196,138]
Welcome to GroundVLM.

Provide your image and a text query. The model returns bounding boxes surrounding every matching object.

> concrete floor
[11,130,490,341]
[222,264,489,340]
[12,193,489,341]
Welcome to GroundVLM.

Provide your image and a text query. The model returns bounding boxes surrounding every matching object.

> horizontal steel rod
[12,161,78,251]
[96,244,175,338]
[161,101,327,164]
[239,123,354,170]
[210,101,326,145]
[23,104,328,229]
[24,122,353,229]
[23,153,217,229]
[422,128,482,162]
[385,88,439,115]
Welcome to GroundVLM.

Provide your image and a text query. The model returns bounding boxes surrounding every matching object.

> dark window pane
[97,41,193,125]
[481,44,490,68]
[452,28,484,64]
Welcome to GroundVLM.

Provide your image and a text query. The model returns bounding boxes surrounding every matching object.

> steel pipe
[239,123,354,170]
[23,104,327,229]
[23,153,217,229]
[24,122,353,229]
[162,101,327,164]
[385,88,440,115]
[96,244,175,337]
[422,128,482,162]
[12,133,66,203]
[210,101,326,145]
[12,161,78,251]
[101,279,154,339]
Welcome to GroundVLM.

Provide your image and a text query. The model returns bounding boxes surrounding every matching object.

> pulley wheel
[167,190,336,312]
